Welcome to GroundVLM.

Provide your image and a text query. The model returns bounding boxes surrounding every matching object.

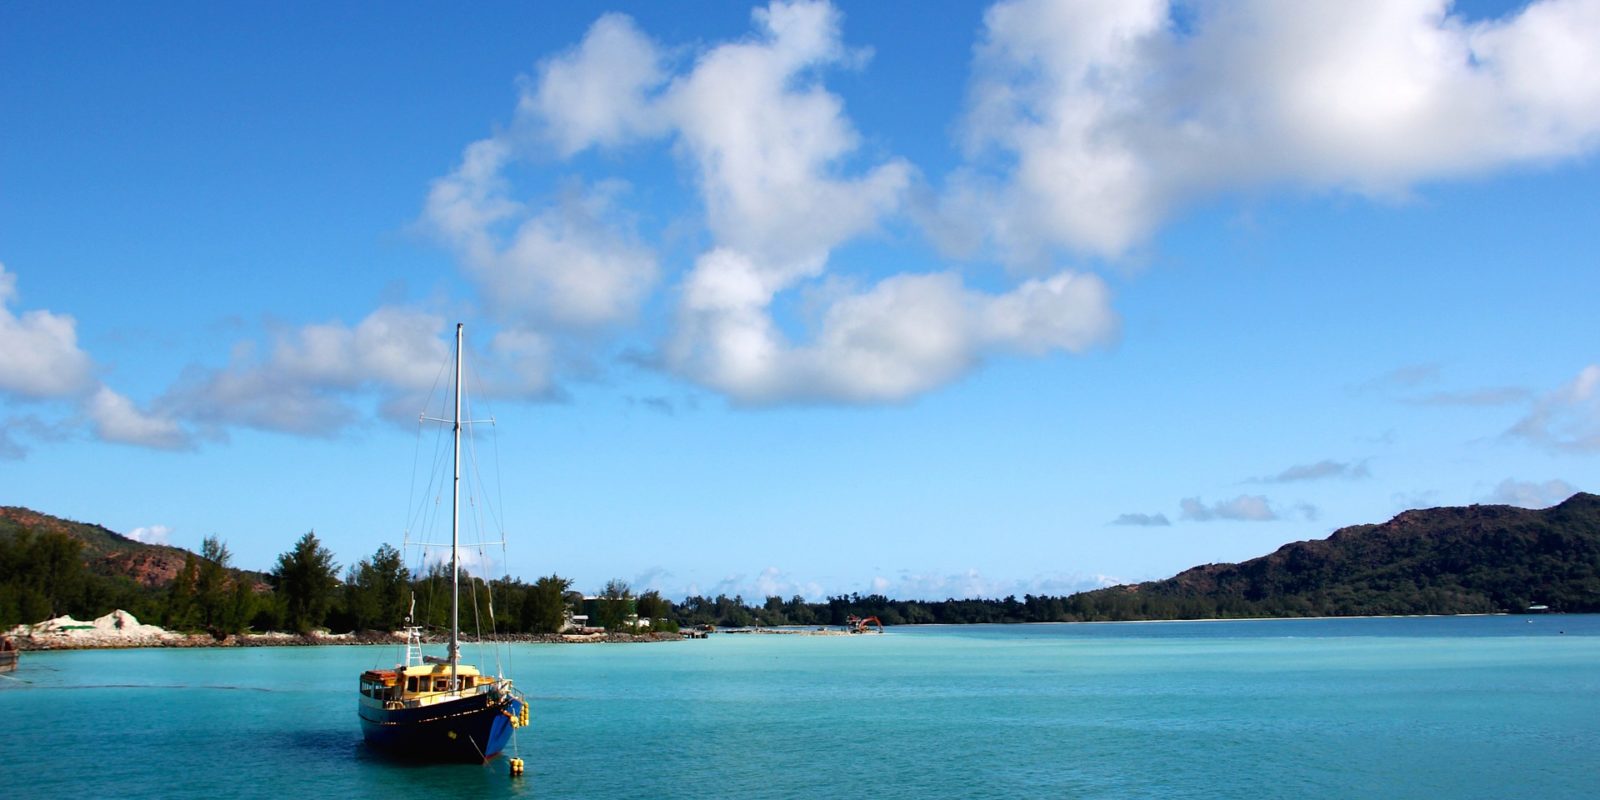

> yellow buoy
[509,757,525,777]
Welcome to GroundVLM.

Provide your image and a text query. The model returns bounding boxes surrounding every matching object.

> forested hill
[1075,493,1600,618]
[0,506,195,587]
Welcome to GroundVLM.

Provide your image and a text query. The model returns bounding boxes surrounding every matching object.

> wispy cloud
[1258,459,1370,483]
[673,566,1119,602]
[871,569,1119,601]
[1410,386,1532,407]
[1110,512,1171,527]
[1485,478,1580,509]
[1362,363,1442,391]
[1180,495,1278,522]
[1390,489,1441,512]
[1507,365,1600,453]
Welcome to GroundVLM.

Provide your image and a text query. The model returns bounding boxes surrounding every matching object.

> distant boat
[0,636,17,673]
[357,324,528,764]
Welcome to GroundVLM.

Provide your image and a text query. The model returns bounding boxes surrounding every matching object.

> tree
[196,535,232,635]
[521,574,573,633]
[273,531,339,633]
[165,553,199,630]
[594,578,634,632]
[0,529,87,627]
[346,544,410,631]
[636,590,669,624]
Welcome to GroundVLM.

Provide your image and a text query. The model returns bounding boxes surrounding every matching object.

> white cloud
[160,307,458,436]
[1486,477,1580,508]
[1508,364,1600,452]
[0,262,96,399]
[525,13,669,156]
[424,157,660,329]
[954,0,1600,260]
[670,258,1117,403]
[86,386,192,450]
[1180,494,1278,522]
[427,1,1126,405]
[422,16,664,334]
[126,524,172,546]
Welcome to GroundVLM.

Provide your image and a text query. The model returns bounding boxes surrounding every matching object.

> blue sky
[3,0,1597,601]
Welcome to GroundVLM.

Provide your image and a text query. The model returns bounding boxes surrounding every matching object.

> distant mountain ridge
[1081,492,1600,617]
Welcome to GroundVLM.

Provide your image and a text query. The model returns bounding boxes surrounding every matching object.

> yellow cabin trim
[358,663,510,710]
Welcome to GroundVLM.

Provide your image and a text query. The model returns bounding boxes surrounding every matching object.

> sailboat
[358,323,528,765]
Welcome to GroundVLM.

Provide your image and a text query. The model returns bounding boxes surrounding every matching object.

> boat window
[406,676,418,693]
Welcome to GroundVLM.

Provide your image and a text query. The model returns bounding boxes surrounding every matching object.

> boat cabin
[359,663,498,709]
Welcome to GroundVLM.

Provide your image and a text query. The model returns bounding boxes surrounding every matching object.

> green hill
[0,506,195,587]
[1076,493,1600,618]
[0,506,278,630]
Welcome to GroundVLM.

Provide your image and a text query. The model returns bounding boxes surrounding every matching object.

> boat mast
[450,322,462,684]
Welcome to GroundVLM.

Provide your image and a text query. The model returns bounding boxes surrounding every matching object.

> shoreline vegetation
[4,609,872,652]
[4,493,1598,644]
[4,610,691,651]
[8,609,1573,654]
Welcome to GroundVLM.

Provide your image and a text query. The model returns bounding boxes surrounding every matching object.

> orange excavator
[845,615,884,634]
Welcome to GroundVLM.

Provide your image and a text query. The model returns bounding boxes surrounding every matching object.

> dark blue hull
[359,691,523,763]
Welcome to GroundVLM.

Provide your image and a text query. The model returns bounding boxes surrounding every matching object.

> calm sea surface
[4,615,1597,799]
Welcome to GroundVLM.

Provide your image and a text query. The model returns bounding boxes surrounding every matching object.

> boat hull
[359,691,522,763]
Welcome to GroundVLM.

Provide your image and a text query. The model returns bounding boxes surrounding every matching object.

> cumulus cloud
[1261,459,1371,483]
[1180,494,1278,522]
[1507,364,1600,452]
[525,13,670,155]
[671,260,1116,403]
[952,0,1600,260]
[159,307,461,437]
[126,524,173,546]
[1111,512,1171,526]
[514,1,1117,404]
[1486,477,1580,508]
[86,386,192,450]
[421,14,666,335]
[0,262,96,399]
[424,159,659,329]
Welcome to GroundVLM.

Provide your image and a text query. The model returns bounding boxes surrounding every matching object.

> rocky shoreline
[5,610,685,651]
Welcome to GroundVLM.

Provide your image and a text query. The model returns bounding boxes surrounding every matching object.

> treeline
[663,591,1296,627]
[7,493,1597,633]
[0,526,682,636]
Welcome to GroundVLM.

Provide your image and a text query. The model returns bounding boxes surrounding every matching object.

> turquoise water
[4,616,1597,799]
